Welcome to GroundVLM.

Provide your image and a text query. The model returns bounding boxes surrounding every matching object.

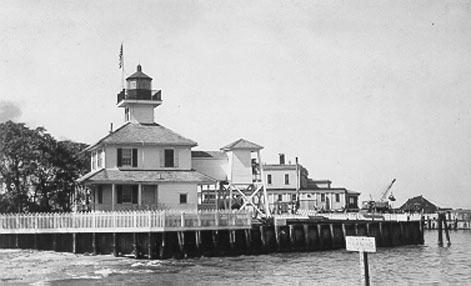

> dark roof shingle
[88,122,197,150]
[78,169,215,184]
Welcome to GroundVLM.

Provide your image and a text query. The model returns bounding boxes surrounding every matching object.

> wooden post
[160,232,166,258]
[230,230,236,250]
[329,224,335,247]
[317,224,323,249]
[259,226,266,251]
[72,233,77,254]
[303,224,310,250]
[177,232,185,256]
[92,232,97,255]
[437,213,443,246]
[341,223,347,241]
[148,232,155,259]
[212,230,219,251]
[113,233,118,256]
[195,231,201,252]
[245,229,252,251]
[359,251,370,286]
[289,225,295,250]
[133,232,139,258]
[275,226,281,250]
[443,214,451,246]
[34,233,38,250]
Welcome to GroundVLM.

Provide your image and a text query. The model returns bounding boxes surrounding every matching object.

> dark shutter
[132,185,138,204]
[132,148,138,167]
[117,148,122,167]
[117,185,123,204]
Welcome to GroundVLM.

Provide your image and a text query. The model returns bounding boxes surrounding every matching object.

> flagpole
[120,43,125,90]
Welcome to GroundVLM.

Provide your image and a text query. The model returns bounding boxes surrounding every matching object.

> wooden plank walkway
[0,210,252,234]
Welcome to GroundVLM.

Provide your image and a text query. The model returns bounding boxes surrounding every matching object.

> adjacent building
[264,154,360,213]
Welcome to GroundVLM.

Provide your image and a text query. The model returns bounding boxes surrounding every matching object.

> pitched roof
[126,64,152,80]
[399,195,438,213]
[88,122,197,150]
[220,138,263,151]
[191,151,228,159]
[77,169,216,184]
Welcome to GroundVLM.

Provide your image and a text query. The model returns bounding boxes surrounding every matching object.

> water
[1,231,470,285]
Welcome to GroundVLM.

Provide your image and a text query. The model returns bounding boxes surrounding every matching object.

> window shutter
[132,185,138,204]
[117,185,123,204]
[174,149,179,168]
[132,148,138,167]
[160,149,164,168]
[117,148,122,167]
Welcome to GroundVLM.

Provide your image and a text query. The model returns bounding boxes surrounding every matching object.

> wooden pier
[0,211,424,259]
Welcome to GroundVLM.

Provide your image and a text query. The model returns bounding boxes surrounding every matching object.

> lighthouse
[116,64,162,124]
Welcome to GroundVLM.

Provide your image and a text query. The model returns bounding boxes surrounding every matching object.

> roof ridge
[86,122,131,151]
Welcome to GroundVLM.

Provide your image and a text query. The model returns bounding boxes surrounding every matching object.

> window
[96,186,103,204]
[164,149,174,167]
[91,151,96,170]
[335,193,340,202]
[125,107,130,122]
[267,174,272,184]
[117,148,138,167]
[97,149,103,168]
[291,194,297,201]
[321,194,325,202]
[278,194,283,201]
[284,174,290,185]
[180,194,188,204]
[117,185,138,204]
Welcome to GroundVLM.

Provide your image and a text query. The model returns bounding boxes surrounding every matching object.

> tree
[0,120,90,213]
[0,121,44,212]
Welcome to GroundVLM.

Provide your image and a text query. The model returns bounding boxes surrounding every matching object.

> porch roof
[77,169,216,184]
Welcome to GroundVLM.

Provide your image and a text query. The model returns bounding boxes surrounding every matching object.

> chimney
[110,122,114,133]
[279,153,285,165]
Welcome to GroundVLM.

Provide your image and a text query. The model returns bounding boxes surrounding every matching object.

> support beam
[111,184,116,211]
[138,184,142,207]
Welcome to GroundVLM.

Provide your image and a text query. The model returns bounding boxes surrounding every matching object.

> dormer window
[117,148,138,167]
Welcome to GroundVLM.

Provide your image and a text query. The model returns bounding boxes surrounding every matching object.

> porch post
[111,184,116,211]
[138,184,142,207]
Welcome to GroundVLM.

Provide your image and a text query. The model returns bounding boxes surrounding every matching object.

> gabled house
[263,154,360,213]
[77,65,215,211]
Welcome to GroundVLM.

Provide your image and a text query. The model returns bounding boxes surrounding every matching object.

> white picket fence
[0,210,253,234]
[275,209,423,222]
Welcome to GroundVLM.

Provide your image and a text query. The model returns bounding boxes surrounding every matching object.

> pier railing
[0,210,252,234]
[276,210,423,221]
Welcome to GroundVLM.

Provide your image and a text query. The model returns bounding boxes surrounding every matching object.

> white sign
[346,236,376,253]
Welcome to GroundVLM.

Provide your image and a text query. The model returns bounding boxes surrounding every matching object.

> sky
[1,0,471,208]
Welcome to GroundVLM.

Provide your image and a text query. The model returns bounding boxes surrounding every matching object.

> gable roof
[399,195,438,213]
[220,138,263,151]
[77,169,216,184]
[88,122,197,150]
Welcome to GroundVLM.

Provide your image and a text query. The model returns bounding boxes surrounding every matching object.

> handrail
[0,210,252,234]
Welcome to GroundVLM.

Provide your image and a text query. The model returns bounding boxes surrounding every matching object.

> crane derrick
[362,178,397,213]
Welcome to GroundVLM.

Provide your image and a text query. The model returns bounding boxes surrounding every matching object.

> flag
[119,44,123,69]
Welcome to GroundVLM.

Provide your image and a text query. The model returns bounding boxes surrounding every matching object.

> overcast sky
[1,0,471,208]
